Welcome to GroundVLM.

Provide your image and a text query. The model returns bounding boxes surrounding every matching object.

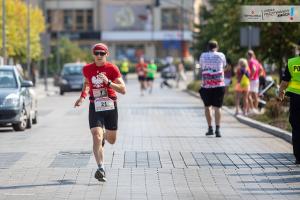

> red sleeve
[82,65,88,78]
[112,65,121,81]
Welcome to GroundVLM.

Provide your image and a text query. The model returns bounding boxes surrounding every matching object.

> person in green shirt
[146,59,157,94]
[120,58,129,83]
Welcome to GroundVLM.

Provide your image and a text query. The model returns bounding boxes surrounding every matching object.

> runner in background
[146,59,157,94]
[120,58,129,83]
[136,57,148,96]
[176,61,187,88]
[199,40,226,137]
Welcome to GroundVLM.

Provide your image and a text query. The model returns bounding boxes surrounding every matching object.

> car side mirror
[21,80,33,87]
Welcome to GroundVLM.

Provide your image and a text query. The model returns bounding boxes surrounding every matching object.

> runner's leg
[91,127,104,166]
[205,106,212,127]
[105,130,117,144]
[214,107,221,126]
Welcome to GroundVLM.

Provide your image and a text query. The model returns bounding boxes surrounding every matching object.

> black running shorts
[138,76,146,81]
[147,77,154,81]
[89,102,118,130]
[199,87,225,108]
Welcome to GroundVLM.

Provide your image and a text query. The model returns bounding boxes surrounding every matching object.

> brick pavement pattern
[0,78,299,200]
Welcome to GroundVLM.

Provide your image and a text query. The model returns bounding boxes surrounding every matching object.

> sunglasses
[94,51,107,56]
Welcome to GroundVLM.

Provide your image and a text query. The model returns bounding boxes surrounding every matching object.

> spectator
[247,50,262,113]
[235,58,250,115]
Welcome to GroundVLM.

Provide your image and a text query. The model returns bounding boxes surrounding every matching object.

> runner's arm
[110,77,126,95]
[74,78,89,107]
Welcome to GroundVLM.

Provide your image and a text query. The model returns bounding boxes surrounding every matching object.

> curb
[185,89,292,144]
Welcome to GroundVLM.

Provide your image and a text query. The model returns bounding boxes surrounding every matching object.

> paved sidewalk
[0,77,299,200]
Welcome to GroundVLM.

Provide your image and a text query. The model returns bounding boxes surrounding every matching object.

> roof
[0,65,15,70]
[63,63,86,67]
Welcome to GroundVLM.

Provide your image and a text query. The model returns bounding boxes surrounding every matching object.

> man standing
[74,43,126,181]
[136,57,148,96]
[278,41,300,164]
[247,50,262,113]
[199,40,226,137]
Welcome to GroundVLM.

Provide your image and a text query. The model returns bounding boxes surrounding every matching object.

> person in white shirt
[199,40,227,137]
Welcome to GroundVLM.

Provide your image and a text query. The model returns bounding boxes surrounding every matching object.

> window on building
[76,10,84,30]
[61,9,93,32]
[87,10,93,30]
[116,44,145,62]
[64,10,73,31]
[161,8,180,30]
[47,10,52,25]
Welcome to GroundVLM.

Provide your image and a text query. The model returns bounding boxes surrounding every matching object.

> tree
[0,0,45,63]
[48,37,92,74]
[194,0,300,79]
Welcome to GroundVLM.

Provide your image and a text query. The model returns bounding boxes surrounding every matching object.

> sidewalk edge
[185,89,292,144]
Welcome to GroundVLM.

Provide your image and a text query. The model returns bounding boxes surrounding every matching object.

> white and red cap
[92,43,108,53]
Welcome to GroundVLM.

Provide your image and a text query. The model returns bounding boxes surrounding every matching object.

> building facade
[43,0,194,62]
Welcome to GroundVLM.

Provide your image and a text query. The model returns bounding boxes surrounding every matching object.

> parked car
[0,65,38,131]
[58,63,85,95]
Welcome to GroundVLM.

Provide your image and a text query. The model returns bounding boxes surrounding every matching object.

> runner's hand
[74,97,84,107]
[98,73,108,84]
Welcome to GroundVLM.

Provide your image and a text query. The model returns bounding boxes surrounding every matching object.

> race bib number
[93,88,108,98]
[94,97,115,112]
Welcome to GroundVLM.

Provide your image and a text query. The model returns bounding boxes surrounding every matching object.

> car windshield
[0,70,17,88]
[62,65,83,76]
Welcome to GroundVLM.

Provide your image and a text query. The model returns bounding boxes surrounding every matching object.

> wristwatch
[108,80,112,86]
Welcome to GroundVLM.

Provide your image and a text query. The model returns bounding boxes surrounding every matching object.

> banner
[241,6,300,22]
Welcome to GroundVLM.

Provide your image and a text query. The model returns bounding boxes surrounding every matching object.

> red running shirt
[82,62,121,100]
[136,63,148,77]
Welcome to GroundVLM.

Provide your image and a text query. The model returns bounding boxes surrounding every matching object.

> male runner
[74,43,126,182]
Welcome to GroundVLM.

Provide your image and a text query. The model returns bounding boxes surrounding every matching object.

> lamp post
[26,0,31,79]
[2,0,6,65]
[180,0,184,62]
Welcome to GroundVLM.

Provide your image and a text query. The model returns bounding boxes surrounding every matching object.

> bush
[265,98,283,118]
[187,80,201,92]
[223,93,235,106]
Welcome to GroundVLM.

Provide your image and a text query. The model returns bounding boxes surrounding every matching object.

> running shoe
[95,168,107,182]
[205,129,214,136]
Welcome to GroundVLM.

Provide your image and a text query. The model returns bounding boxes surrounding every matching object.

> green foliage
[187,80,201,92]
[48,37,91,74]
[265,98,283,118]
[223,92,235,106]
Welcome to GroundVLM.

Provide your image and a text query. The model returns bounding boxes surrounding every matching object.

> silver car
[0,65,38,131]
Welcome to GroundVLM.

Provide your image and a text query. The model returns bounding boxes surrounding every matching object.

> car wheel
[32,111,38,124]
[12,108,28,131]
[60,89,64,95]
[26,114,32,129]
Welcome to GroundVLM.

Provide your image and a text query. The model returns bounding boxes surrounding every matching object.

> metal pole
[180,0,184,62]
[56,0,60,73]
[27,0,31,79]
[2,0,6,65]
[192,0,196,80]
[248,25,252,50]
[44,57,48,91]
[42,0,48,91]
